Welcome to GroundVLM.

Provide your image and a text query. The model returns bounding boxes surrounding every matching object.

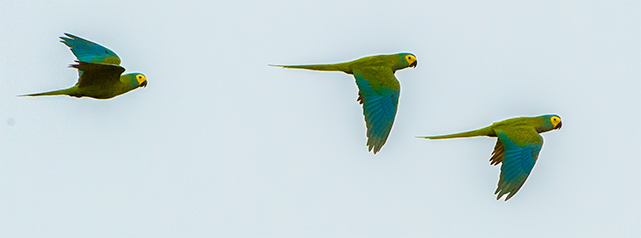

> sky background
[0,0,639,237]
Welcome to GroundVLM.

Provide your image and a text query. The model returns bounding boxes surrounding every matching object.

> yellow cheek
[137,76,147,84]
[550,117,561,127]
[407,57,415,64]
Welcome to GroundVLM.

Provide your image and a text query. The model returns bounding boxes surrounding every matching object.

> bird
[21,33,147,99]
[417,114,562,201]
[271,53,417,154]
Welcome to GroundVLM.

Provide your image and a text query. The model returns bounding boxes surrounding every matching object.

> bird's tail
[417,126,494,140]
[269,62,351,73]
[19,88,74,97]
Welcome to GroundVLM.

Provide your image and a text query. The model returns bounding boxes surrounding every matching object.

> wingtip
[60,33,86,45]
[371,144,385,155]
[504,193,515,201]
[60,33,75,44]
[62,32,77,38]
[494,190,513,202]
[68,61,81,69]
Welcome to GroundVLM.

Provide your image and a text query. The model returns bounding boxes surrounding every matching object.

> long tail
[19,88,74,97]
[269,62,351,73]
[417,126,494,140]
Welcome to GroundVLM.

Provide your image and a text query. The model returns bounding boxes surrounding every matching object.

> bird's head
[402,53,418,68]
[538,114,562,132]
[550,115,562,130]
[132,73,147,88]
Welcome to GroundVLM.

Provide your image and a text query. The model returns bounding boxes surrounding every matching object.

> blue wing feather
[354,70,399,154]
[494,129,542,201]
[60,33,121,65]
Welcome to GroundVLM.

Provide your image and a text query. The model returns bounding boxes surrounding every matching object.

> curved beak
[410,60,418,68]
[555,121,562,130]
[140,80,148,88]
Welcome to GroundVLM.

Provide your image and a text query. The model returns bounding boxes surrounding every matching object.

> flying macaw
[21,33,147,99]
[418,114,562,201]
[271,53,418,154]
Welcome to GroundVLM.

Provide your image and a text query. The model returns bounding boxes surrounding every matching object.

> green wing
[352,65,400,154]
[71,61,126,88]
[492,127,543,201]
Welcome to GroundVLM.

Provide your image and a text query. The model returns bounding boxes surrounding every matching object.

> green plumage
[271,53,417,154]
[21,33,147,100]
[418,114,562,201]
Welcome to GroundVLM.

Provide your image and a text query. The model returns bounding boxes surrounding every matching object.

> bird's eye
[135,74,146,84]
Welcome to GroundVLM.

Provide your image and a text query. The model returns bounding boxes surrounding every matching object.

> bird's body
[418,114,562,201]
[21,33,147,99]
[272,53,417,154]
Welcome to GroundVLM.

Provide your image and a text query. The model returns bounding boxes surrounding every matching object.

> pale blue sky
[1,1,639,237]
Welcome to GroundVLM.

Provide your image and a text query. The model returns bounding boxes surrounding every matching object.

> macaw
[418,115,562,201]
[272,53,417,154]
[21,33,147,99]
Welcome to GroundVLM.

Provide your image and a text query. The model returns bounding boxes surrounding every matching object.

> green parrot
[21,33,147,99]
[271,53,418,154]
[418,114,562,201]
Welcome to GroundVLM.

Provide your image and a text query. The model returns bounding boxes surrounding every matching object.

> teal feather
[60,33,121,76]
[355,70,399,154]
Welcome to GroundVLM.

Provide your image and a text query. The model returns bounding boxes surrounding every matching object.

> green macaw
[418,114,562,201]
[21,33,147,99]
[271,53,418,154]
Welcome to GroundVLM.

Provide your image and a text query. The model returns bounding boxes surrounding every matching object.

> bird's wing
[60,33,121,65]
[352,66,400,154]
[71,61,126,88]
[492,127,543,201]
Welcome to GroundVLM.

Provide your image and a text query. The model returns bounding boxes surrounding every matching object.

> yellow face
[136,74,147,85]
[550,116,562,128]
[405,54,417,67]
